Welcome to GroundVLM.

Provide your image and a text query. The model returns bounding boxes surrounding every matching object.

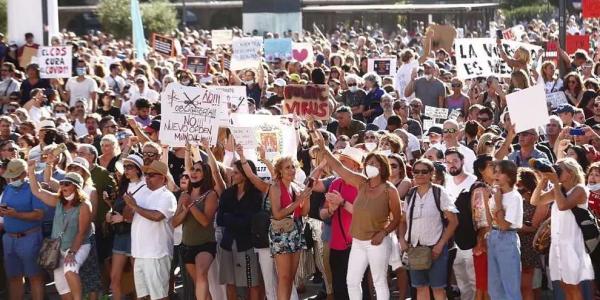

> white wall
[243,12,302,36]
[7,0,59,46]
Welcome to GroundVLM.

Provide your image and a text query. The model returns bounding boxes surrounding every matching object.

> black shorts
[181,242,217,264]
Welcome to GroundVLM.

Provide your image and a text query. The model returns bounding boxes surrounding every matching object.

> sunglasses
[6,108,15,113]
[347,83,357,87]
[124,164,137,170]
[443,128,458,134]
[451,83,462,88]
[143,152,158,157]
[413,169,431,175]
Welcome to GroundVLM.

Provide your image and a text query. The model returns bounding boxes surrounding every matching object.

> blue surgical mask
[76,68,86,76]
[35,162,47,172]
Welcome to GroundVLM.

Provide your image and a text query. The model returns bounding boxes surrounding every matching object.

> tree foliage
[0,0,6,35]
[97,0,179,39]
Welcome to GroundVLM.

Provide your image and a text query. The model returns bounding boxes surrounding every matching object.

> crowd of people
[0,9,599,300]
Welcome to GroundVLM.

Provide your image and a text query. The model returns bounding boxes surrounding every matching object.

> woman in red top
[268,156,312,300]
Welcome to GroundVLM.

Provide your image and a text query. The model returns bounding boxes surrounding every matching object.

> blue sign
[264,38,292,62]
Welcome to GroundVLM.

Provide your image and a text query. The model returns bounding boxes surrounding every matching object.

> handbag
[533,218,551,254]
[270,189,297,234]
[251,187,271,249]
[37,215,69,270]
[405,187,433,271]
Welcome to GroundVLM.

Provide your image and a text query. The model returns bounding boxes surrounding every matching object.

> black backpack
[250,187,271,249]
[406,184,454,246]
[453,188,477,250]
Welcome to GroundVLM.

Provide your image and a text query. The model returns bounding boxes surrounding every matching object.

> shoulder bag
[405,187,433,271]
[37,214,69,270]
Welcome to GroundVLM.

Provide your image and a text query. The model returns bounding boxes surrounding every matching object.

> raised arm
[495,123,516,160]
[547,173,587,210]
[27,161,59,207]
[235,144,270,193]
[171,193,190,227]
[201,139,226,196]
[417,29,434,65]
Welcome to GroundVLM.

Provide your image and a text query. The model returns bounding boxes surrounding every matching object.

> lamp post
[182,0,187,28]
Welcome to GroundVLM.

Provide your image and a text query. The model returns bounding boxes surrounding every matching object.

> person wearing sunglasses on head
[431,119,477,174]
[0,62,20,113]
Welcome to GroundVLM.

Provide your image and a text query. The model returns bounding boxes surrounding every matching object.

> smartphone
[570,128,585,136]
[52,143,67,156]
[496,29,503,40]
[306,177,315,189]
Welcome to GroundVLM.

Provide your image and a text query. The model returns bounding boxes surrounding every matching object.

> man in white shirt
[65,60,98,112]
[433,119,476,174]
[104,62,126,94]
[372,93,396,130]
[445,148,477,300]
[124,160,177,300]
[123,75,159,115]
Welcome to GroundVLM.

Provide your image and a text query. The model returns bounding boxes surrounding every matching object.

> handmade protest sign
[583,0,600,18]
[264,38,292,62]
[448,109,461,120]
[546,91,568,109]
[231,37,263,70]
[230,127,258,149]
[39,46,72,78]
[208,85,249,114]
[430,24,457,52]
[283,84,329,120]
[292,43,314,63]
[566,35,590,54]
[424,106,449,120]
[506,84,549,133]
[454,38,542,79]
[211,29,233,46]
[185,56,209,75]
[152,34,175,57]
[545,41,558,63]
[368,58,397,76]
[160,83,227,146]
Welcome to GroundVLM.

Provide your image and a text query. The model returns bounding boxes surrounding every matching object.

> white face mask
[64,193,75,201]
[9,179,23,188]
[587,183,600,191]
[365,165,380,179]
[349,86,358,93]
[181,79,191,86]
[379,149,392,156]
[365,142,377,152]
[425,74,433,81]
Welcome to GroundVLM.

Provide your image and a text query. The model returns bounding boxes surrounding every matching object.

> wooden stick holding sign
[283,84,330,120]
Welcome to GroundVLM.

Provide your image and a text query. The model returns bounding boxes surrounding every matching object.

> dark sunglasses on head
[443,128,458,134]
[143,152,158,157]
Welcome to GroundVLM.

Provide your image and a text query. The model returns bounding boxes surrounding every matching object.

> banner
[506,84,549,133]
[159,83,228,146]
[185,56,209,75]
[502,25,525,41]
[211,29,233,46]
[208,85,249,114]
[545,41,558,63]
[231,37,263,70]
[283,84,329,120]
[368,58,397,76]
[566,35,590,54]
[292,42,314,63]
[39,46,72,79]
[152,34,175,57]
[264,38,292,62]
[546,91,568,109]
[583,0,600,18]
[454,38,542,79]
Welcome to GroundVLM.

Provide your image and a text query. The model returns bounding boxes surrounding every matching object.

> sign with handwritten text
[39,46,72,78]
[160,83,227,146]
[231,37,263,70]
[283,84,329,120]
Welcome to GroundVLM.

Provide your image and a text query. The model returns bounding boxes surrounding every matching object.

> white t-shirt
[104,75,126,93]
[28,106,51,124]
[131,185,177,258]
[489,189,523,229]
[446,174,477,201]
[395,59,419,99]
[73,119,88,138]
[405,132,421,161]
[373,113,393,131]
[66,76,98,112]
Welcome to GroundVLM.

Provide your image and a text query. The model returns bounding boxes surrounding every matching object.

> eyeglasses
[451,83,462,88]
[347,83,357,87]
[390,164,399,169]
[6,109,15,113]
[142,152,158,158]
[443,128,458,134]
[413,169,431,175]
[124,164,137,170]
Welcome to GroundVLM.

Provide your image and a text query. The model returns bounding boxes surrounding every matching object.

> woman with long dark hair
[216,152,263,300]
[171,160,218,300]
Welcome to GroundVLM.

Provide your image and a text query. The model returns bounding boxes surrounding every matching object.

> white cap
[338,147,365,166]
[273,78,287,87]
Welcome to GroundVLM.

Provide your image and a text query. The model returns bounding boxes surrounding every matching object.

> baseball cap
[555,104,575,114]
[273,78,287,87]
[289,74,301,83]
[426,126,443,136]
[422,60,436,68]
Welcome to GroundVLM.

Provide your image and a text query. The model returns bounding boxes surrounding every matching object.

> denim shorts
[3,229,43,277]
[112,233,131,256]
[409,244,449,288]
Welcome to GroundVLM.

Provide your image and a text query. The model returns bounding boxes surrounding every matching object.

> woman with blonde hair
[540,61,563,94]
[562,72,585,106]
[497,38,531,72]
[268,155,312,300]
[531,158,594,300]
[98,134,121,173]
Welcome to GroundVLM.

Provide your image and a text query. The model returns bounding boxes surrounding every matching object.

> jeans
[347,237,391,300]
[487,230,522,300]
[453,248,475,300]
[330,248,351,300]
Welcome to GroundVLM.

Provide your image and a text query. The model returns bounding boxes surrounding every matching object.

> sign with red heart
[292,43,314,63]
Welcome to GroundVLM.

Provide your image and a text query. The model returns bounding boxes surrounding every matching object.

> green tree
[0,0,6,34]
[97,0,178,39]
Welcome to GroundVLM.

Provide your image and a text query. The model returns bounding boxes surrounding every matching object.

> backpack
[453,188,477,250]
[250,187,271,249]
[406,184,454,246]
[571,206,600,253]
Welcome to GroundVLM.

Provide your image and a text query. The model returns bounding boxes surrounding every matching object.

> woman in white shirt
[531,158,594,300]
[483,160,523,300]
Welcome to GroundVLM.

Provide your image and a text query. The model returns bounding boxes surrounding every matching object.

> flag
[131,0,147,61]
